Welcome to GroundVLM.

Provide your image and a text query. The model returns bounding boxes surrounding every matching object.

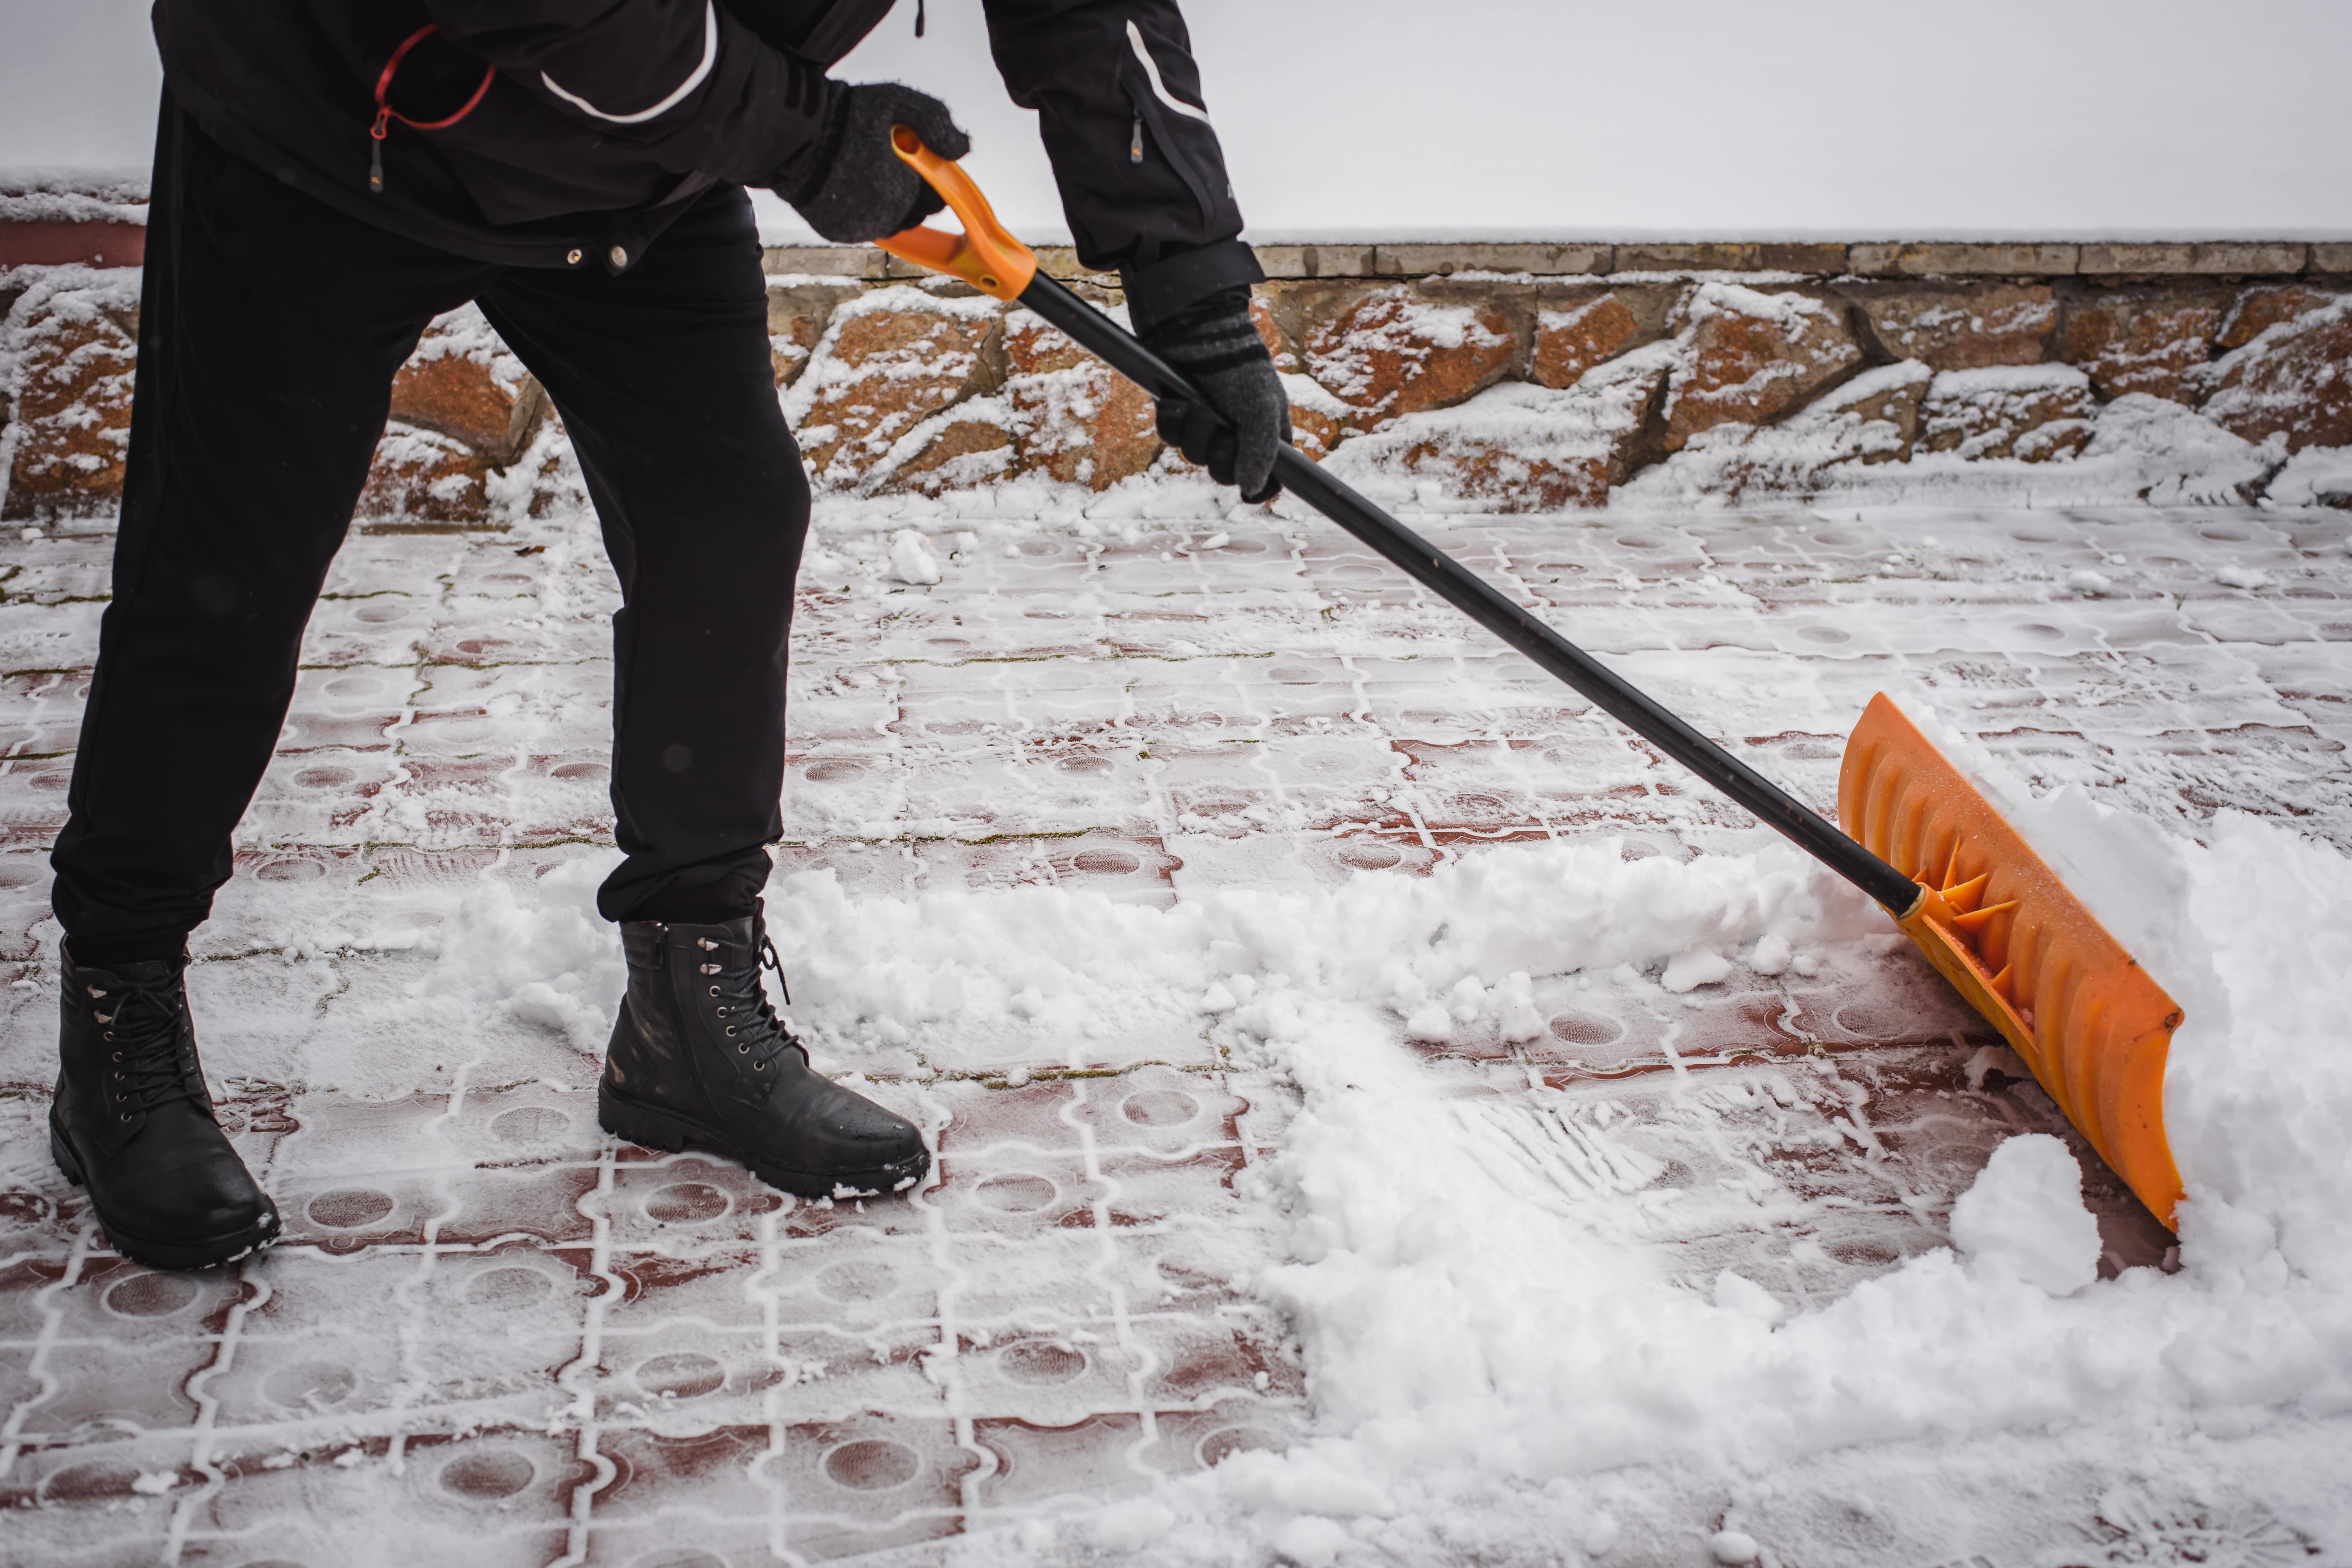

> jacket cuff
[1120,240,1266,337]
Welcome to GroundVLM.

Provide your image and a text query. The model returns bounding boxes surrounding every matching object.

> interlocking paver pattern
[0,497,2344,1563]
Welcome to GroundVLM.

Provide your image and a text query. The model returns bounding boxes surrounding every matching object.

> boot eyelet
[110,1051,121,1062]
[119,1113,132,1124]
[724,1026,736,1037]
[715,1007,728,1017]
[102,1031,114,1042]
[753,1060,765,1070]
[736,1043,749,1054]
[708,986,720,997]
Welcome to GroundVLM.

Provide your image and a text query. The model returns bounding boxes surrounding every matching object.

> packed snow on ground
[404,638,2352,1564]
[4,427,2346,1561]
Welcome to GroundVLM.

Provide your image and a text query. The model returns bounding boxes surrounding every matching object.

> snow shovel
[873,130,2187,1228]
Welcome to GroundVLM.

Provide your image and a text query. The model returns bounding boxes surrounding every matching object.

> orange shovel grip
[874,127,1038,303]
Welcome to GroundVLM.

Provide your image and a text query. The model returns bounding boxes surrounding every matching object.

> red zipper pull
[369,107,389,195]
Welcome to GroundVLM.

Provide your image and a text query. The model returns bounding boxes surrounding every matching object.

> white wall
[7,0,2350,240]
[0,0,163,172]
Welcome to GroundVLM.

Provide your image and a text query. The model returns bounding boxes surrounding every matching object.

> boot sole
[598,1084,930,1200]
[50,1120,281,1272]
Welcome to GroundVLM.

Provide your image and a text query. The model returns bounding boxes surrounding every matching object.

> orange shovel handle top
[874,126,1039,303]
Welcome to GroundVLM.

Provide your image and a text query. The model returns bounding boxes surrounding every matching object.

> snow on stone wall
[6,245,2352,523]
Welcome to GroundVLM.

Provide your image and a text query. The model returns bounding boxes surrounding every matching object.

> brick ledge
[765,239,2352,284]
[3,220,2337,283]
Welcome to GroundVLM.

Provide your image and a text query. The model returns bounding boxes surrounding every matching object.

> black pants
[50,99,808,959]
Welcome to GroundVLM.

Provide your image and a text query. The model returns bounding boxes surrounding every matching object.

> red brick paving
[0,501,2343,1562]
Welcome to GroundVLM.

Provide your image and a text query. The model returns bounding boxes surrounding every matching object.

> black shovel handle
[1016,274,1922,915]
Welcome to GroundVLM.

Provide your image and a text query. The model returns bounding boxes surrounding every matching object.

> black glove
[775,82,970,244]
[1142,288,1291,503]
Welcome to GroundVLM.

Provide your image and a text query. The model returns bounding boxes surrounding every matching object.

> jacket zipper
[368,24,496,196]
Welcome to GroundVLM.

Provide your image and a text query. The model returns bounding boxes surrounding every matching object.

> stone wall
[5,238,2350,524]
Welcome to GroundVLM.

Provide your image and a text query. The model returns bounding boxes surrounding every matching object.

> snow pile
[426,852,626,1050]
[2156,813,2352,1298]
[416,690,2352,1555]
[1946,1132,2102,1295]
[1214,800,2352,1540]
[1880,705,2352,1303]
[1625,388,2283,511]
[756,834,1850,1055]
[886,527,943,584]
[2265,442,2352,509]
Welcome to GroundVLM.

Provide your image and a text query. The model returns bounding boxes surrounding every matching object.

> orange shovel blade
[1840,694,2185,1228]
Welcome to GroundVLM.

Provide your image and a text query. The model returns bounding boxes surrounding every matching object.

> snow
[2,488,2348,1559]
[0,175,148,228]
[1884,701,2352,1301]
[1623,388,2285,512]
[2266,444,2352,509]
[1708,1529,1762,1565]
[382,643,2352,1551]
[7,148,2352,1550]
[887,527,944,584]
[1270,1515,1352,1566]
[1947,1133,2104,1295]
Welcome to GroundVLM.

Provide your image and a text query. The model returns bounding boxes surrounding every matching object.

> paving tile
[0,501,2343,1559]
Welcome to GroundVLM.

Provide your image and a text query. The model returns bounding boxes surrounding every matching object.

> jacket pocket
[1118,54,1217,226]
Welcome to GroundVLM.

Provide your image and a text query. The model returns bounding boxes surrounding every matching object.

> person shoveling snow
[44,0,1291,1270]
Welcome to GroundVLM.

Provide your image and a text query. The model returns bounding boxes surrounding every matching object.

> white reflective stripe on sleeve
[541,0,719,125]
[1126,19,1211,124]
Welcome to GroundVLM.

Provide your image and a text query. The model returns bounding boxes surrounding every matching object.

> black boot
[598,913,930,1198]
[50,947,281,1269]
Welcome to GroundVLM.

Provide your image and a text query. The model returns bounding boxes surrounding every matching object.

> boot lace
[88,975,202,1118]
[699,933,807,1084]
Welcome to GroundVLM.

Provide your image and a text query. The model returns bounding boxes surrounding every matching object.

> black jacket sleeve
[982,0,1263,333]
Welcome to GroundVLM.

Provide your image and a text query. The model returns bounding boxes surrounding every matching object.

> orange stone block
[3,281,138,520]
[1531,292,1640,389]
[2058,288,2227,404]
[1663,284,1863,451]
[1302,286,1518,431]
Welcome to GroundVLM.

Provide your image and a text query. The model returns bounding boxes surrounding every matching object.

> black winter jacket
[152,0,1261,329]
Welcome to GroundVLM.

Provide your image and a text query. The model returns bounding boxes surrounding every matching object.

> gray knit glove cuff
[1142,287,1291,503]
